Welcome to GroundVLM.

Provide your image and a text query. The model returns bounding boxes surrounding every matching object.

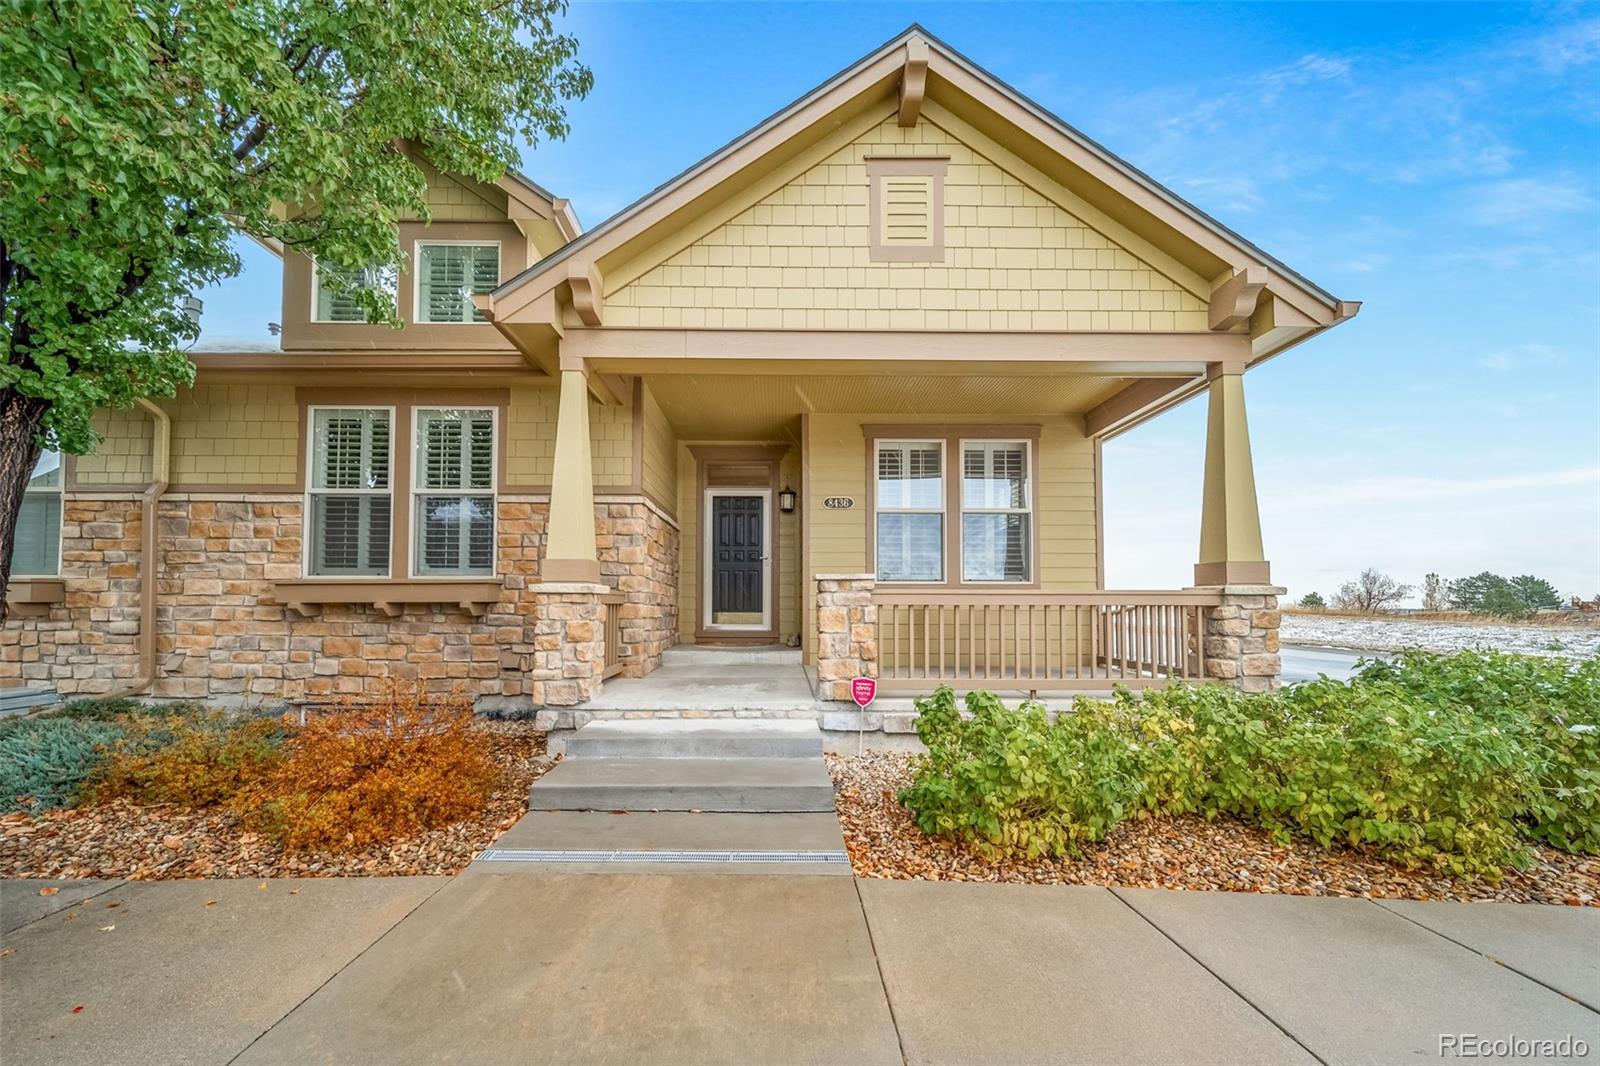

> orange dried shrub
[237,681,501,852]
[84,712,284,809]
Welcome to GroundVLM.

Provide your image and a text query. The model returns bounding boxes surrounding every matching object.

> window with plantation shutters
[961,440,1032,582]
[416,244,498,323]
[307,409,392,576]
[875,440,944,582]
[12,450,62,577]
[313,264,398,323]
[413,407,496,576]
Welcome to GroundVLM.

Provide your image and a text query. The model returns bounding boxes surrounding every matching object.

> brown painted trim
[7,579,65,606]
[271,578,503,617]
[191,352,540,374]
[800,412,813,662]
[295,387,510,579]
[898,37,930,126]
[863,424,1043,592]
[630,376,646,491]
[1093,437,1106,590]
[1209,266,1269,331]
[866,156,948,263]
[1084,376,1200,438]
[563,328,1246,367]
[692,445,786,644]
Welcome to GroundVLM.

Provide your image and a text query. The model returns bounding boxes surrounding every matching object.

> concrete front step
[529,757,836,813]
[662,644,802,666]
[469,810,851,875]
[561,719,824,759]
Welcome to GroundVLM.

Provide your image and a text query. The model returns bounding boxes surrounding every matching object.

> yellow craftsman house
[2,27,1356,726]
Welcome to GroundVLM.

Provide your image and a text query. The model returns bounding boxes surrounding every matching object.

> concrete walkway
[2,875,1596,1064]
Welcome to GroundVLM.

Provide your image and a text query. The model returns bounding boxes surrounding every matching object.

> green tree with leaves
[1447,571,1509,612]
[1505,574,1562,613]
[0,0,591,610]
[1297,591,1326,609]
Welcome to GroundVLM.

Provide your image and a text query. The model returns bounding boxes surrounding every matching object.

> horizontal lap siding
[605,115,1206,331]
[803,413,1098,662]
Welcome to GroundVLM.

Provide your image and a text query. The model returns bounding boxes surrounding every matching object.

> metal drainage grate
[476,848,850,865]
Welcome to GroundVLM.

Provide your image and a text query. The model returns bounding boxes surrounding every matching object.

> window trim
[302,405,397,580]
[958,437,1034,585]
[871,438,947,585]
[13,449,63,578]
[862,424,1042,591]
[411,239,502,325]
[309,260,398,325]
[407,405,499,579]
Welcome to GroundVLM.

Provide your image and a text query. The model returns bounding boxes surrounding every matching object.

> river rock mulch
[0,723,551,880]
[829,751,1600,906]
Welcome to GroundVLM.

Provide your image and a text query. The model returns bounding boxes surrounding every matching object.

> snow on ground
[1281,613,1600,660]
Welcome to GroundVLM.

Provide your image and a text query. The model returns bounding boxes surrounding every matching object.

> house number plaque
[823,496,854,509]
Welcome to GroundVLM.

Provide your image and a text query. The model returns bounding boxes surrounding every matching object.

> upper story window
[12,449,62,577]
[874,440,945,583]
[306,408,392,576]
[412,407,496,576]
[415,243,499,324]
[960,440,1032,583]
[312,263,399,323]
[866,157,948,264]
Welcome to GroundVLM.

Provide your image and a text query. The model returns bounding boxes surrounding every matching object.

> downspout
[107,398,170,701]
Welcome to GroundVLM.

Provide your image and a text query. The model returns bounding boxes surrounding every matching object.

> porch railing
[601,592,625,680]
[872,589,1224,694]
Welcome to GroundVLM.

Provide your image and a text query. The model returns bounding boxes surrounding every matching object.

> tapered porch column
[544,368,601,583]
[1194,362,1270,586]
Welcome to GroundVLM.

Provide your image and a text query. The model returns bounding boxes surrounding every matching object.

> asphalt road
[1280,644,1372,683]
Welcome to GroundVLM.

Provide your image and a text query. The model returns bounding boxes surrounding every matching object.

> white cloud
[1525,17,1600,72]
[1180,175,1264,214]
[1476,343,1568,373]
[1463,176,1596,229]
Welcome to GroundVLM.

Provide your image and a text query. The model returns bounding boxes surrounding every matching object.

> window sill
[272,578,503,618]
[7,578,65,617]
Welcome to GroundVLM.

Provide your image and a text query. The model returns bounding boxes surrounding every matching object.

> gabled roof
[489,24,1355,339]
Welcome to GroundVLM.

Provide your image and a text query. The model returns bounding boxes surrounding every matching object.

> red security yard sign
[851,676,876,708]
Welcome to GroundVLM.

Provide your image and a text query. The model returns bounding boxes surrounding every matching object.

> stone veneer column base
[814,573,878,701]
[527,583,608,707]
[1200,584,1284,692]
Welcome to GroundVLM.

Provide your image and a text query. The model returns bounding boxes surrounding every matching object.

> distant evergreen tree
[1298,591,1326,609]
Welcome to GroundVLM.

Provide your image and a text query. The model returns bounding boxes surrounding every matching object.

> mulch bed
[829,751,1600,906]
[0,723,552,880]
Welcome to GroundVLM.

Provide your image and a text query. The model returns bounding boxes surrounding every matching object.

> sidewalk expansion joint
[477,848,849,865]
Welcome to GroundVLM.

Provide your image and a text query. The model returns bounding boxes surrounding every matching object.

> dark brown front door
[711,494,764,621]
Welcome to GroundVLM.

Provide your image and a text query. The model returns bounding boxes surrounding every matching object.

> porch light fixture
[778,486,797,513]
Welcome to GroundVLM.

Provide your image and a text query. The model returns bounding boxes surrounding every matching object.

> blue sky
[199,2,1600,603]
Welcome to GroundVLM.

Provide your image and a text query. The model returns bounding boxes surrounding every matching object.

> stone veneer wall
[0,494,678,708]
[1202,585,1284,693]
[813,573,878,701]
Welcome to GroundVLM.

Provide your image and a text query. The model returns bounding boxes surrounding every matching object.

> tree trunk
[0,389,49,622]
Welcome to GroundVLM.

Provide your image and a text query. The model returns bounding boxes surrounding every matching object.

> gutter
[107,398,170,701]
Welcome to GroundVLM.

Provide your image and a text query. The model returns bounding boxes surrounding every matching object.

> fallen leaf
[71,1006,84,1014]
[257,882,268,891]
[162,835,183,851]
[203,900,217,908]
[0,947,14,958]
[38,886,59,897]
[98,925,114,932]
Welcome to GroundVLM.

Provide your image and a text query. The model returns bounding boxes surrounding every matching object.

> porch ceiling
[644,372,1132,438]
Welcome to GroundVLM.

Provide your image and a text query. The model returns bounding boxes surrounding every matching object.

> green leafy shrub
[84,712,284,808]
[899,650,1600,878]
[901,688,1145,859]
[0,717,126,812]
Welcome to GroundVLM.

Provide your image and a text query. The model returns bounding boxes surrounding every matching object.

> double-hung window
[874,441,944,583]
[307,408,392,576]
[312,263,398,323]
[415,243,498,323]
[13,449,62,577]
[960,440,1032,582]
[413,408,496,576]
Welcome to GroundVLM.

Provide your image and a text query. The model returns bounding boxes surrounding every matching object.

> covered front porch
[537,344,1285,711]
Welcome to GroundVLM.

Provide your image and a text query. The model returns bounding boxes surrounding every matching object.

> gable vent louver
[867,156,948,263]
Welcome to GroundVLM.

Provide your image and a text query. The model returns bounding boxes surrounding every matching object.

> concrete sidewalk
[2,874,1596,1065]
